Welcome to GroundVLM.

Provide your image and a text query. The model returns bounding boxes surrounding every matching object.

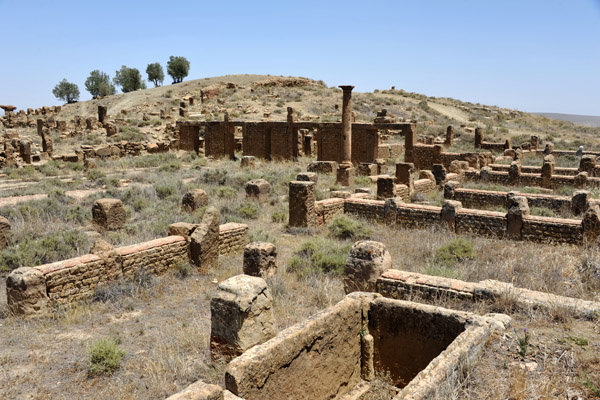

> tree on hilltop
[146,62,165,87]
[52,79,80,103]
[113,66,146,93]
[85,70,116,98]
[166,56,190,84]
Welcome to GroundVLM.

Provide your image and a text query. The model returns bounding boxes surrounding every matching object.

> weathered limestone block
[86,116,97,130]
[508,161,521,185]
[245,179,271,202]
[358,163,378,177]
[543,142,554,155]
[307,161,338,175]
[243,242,277,279]
[445,125,454,145]
[418,170,435,182]
[190,207,220,273]
[289,181,316,227]
[441,200,462,231]
[395,162,414,190]
[376,175,396,200]
[448,160,468,174]
[583,205,600,244]
[165,380,224,400]
[383,197,403,225]
[6,267,48,315]
[210,274,275,359]
[506,195,529,239]
[343,241,391,294]
[295,172,318,183]
[83,158,97,171]
[575,172,589,189]
[19,140,32,164]
[579,155,597,176]
[105,122,117,137]
[92,199,126,230]
[98,106,107,124]
[182,189,209,212]
[480,166,491,183]
[444,180,460,199]
[0,216,10,250]
[240,156,255,168]
[336,164,355,186]
[168,222,198,238]
[571,190,589,216]
[541,158,555,188]
[432,164,447,185]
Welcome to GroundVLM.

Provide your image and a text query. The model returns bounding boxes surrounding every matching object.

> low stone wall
[455,208,506,237]
[219,223,250,255]
[7,223,250,315]
[377,269,600,319]
[450,188,573,213]
[315,198,345,225]
[465,168,600,189]
[490,163,578,176]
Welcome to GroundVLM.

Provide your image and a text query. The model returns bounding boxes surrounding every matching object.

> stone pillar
[433,144,443,164]
[289,181,316,227]
[432,164,447,186]
[508,161,521,185]
[190,207,220,273]
[240,156,256,168]
[0,216,10,250]
[575,172,589,189]
[6,267,48,315]
[571,190,589,216]
[579,155,597,176]
[506,195,529,240]
[444,181,460,199]
[243,242,277,279]
[210,274,275,359]
[376,176,397,200]
[543,142,554,155]
[583,205,600,244]
[245,179,271,202]
[541,155,555,188]
[395,162,414,191]
[337,85,355,186]
[474,127,483,148]
[36,119,44,136]
[98,105,107,124]
[445,125,454,146]
[92,199,126,230]
[530,136,540,150]
[404,124,416,162]
[19,140,32,164]
[504,138,512,150]
[441,200,462,231]
[181,189,208,212]
[343,241,391,294]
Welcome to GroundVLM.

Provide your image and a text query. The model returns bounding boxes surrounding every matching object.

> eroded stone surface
[92,198,126,231]
[190,207,220,273]
[6,267,48,315]
[343,241,392,293]
[243,242,277,279]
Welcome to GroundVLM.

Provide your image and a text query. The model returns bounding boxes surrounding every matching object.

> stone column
[98,105,107,124]
[343,241,391,294]
[432,164,447,186]
[579,155,596,176]
[506,195,529,240]
[474,127,483,148]
[530,135,540,150]
[36,119,44,136]
[571,190,589,216]
[445,125,454,145]
[289,181,316,227]
[441,200,462,231]
[583,205,600,244]
[508,161,521,185]
[404,124,416,162]
[337,85,355,186]
[541,155,555,188]
[395,162,414,189]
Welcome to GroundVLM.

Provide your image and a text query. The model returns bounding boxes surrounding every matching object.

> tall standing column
[337,85,355,186]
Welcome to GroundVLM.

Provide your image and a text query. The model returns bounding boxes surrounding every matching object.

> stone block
[358,163,378,176]
[432,164,446,185]
[182,189,209,212]
[245,179,271,202]
[307,161,338,175]
[243,242,277,279]
[376,176,396,200]
[0,216,10,250]
[240,156,255,168]
[506,195,529,239]
[336,165,355,186]
[92,199,126,231]
[343,241,391,294]
[165,381,224,400]
[579,155,597,176]
[6,267,48,315]
[190,207,220,273]
[169,222,199,238]
[508,161,521,185]
[444,181,460,199]
[571,190,589,216]
[395,162,414,187]
[575,172,589,189]
[105,122,117,137]
[210,274,275,359]
[295,172,318,183]
[418,170,435,182]
[441,200,462,231]
[289,181,316,227]
[98,106,107,124]
[583,205,600,244]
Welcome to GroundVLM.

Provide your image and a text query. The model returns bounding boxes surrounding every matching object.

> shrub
[86,169,106,182]
[530,206,555,217]
[154,182,176,199]
[175,261,193,279]
[327,215,372,241]
[271,211,286,223]
[87,337,125,376]
[211,186,237,198]
[236,203,259,219]
[434,238,476,267]
[287,238,351,277]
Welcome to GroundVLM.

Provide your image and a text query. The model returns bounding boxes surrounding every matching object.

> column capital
[338,85,355,91]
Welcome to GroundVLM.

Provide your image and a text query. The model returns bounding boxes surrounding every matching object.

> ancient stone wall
[455,209,506,237]
[205,122,235,159]
[177,122,200,152]
[219,223,250,255]
[315,198,345,225]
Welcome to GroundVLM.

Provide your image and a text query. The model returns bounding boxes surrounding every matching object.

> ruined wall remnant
[243,242,277,279]
[343,241,391,293]
[288,181,316,227]
[92,199,126,231]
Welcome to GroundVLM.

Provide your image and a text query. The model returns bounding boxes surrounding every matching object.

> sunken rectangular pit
[225,293,505,400]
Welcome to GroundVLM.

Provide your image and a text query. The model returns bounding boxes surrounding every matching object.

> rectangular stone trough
[224,292,506,400]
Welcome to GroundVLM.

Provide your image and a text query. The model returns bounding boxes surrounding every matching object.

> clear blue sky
[1,0,599,115]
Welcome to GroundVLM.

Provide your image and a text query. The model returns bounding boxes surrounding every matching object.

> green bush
[154,182,176,199]
[327,215,372,241]
[530,206,555,217]
[236,203,259,219]
[86,169,106,182]
[271,211,286,223]
[212,186,237,199]
[287,238,351,277]
[434,238,476,267]
[87,337,125,376]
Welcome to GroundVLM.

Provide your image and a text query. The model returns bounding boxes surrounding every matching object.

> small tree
[85,70,116,98]
[52,79,80,103]
[146,62,164,87]
[166,56,190,84]
[113,66,146,93]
